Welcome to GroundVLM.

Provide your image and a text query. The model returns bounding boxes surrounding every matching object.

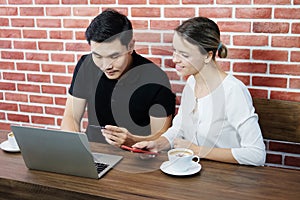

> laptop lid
[11,125,123,179]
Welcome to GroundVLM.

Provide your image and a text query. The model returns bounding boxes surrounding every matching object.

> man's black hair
[85,9,133,46]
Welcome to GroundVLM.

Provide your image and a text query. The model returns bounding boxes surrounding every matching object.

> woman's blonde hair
[175,17,227,59]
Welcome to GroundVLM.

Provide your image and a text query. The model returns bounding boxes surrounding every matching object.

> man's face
[91,39,133,79]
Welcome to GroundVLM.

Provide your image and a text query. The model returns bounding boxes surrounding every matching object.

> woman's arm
[230,116,266,166]
[132,136,171,152]
[173,138,238,164]
[223,81,266,166]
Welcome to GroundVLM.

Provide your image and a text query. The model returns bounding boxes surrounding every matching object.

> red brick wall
[1,1,299,169]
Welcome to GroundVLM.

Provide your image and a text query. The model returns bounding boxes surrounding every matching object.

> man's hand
[101,125,135,147]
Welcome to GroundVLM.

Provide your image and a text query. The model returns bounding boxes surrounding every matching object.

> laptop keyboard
[94,162,109,174]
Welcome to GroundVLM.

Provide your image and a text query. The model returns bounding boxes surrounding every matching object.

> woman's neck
[193,62,227,98]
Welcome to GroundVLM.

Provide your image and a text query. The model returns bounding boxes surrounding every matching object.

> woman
[133,17,266,166]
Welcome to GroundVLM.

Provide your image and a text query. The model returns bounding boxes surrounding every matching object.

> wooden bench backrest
[253,98,300,143]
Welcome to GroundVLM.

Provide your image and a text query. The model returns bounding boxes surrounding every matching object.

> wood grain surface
[0,131,300,200]
[253,98,300,143]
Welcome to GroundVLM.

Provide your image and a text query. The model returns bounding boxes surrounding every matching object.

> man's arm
[101,115,173,147]
[149,114,172,139]
[128,114,173,142]
[61,94,87,132]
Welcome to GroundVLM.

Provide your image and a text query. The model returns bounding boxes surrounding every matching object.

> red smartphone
[120,145,158,155]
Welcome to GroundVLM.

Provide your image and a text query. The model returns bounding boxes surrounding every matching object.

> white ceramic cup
[8,132,18,148]
[167,148,200,172]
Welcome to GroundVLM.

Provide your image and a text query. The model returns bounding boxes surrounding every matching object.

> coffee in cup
[167,148,199,172]
[8,132,18,148]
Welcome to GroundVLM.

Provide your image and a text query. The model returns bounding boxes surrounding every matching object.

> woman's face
[172,32,207,77]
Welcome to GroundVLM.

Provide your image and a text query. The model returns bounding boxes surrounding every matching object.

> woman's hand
[132,141,158,153]
[173,138,200,156]
[101,125,135,147]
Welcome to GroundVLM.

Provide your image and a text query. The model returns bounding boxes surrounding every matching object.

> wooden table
[0,131,299,200]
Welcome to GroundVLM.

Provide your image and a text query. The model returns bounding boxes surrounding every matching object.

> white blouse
[162,75,266,166]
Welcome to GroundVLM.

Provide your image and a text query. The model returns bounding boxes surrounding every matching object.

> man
[61,9,176,147]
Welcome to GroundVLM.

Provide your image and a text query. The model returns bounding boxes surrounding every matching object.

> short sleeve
[69,54,89,98]
[149,84,176,118]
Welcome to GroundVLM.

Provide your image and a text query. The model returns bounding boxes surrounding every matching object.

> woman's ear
[204,51,213,63]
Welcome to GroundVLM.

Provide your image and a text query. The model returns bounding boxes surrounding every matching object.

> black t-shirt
[69,51,175,142]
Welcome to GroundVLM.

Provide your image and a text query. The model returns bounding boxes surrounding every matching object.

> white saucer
[160,161,201,176]
[0,140,20,153]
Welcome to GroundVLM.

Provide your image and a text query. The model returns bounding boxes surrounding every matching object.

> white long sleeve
[162,75,266,166]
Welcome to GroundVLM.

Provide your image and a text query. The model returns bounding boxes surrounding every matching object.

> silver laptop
[11,125,123,179]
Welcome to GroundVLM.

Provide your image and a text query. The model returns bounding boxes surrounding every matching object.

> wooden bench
[253,98,300,143]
